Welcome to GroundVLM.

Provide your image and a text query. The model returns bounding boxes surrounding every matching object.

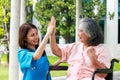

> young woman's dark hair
[18,23,39,49]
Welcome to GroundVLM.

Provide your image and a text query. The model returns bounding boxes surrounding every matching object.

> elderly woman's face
[78,24,90,44]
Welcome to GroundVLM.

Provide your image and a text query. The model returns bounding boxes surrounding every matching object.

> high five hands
[47,16,56,35]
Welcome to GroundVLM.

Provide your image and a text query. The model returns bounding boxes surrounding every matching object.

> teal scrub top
[18,48,51,80]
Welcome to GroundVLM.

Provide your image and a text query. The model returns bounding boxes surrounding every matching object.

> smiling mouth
[33,40,38,43]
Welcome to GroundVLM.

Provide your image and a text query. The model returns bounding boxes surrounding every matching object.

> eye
[35,31,38,35]
[30,33,35,37]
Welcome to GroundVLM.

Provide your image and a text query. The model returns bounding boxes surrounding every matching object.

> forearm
[91,57,107,78]
[50,35,62,57]
[33,33,49,60]
[91,57,106,69]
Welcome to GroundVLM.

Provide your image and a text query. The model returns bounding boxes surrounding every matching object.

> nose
[77,31,80,36]
[34,34,39,39]
[77,33,79,37]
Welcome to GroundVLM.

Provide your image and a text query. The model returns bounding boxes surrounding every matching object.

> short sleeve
[59,42,78,62]
[18,49,34,68]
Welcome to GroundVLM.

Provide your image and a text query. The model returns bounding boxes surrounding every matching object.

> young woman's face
[78,24,89,44]
[26,28,39,49]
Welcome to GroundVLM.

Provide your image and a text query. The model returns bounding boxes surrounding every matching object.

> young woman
[18,17,54,80]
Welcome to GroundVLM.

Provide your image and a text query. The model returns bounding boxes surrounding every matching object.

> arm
[90,55,107,78]
[49,17,62,57]
[50,34,62,57]
[86,47,108,78]
[33,18,54,60]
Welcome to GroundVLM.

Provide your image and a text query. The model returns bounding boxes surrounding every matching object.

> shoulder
[18,48,29,54]
[62,42,82,51]
[18,48,34,57]
[95,44,110,54]
[65,41,82,47]
[18,48,34,61]
[96,44,108,49]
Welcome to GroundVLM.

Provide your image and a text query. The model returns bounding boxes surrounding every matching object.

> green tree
[0,0,10,63]
[82,0,106,22]
[35,0,76,43]
[0,0,10,37]
[26,0,34,22]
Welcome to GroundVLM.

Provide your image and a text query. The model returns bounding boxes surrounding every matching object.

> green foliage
[0,0,10,38]
[35,0,76,43]
[26,0,34,22]
[82,0,106,22]
[0,28,4,38]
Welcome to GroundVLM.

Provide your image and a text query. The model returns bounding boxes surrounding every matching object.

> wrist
[50,34,55,38]
[45,32,50,37]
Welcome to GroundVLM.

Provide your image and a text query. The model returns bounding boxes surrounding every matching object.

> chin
[35,43,38,45]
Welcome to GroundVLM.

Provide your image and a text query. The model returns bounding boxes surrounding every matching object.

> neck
[27,45,35,50]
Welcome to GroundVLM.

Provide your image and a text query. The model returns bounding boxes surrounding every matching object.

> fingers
[51,16,54,24]
[53,17,56,27]
[47,16,56,35]
[51,16,56,26]
[47,21,51,29]
[50,16,56,33]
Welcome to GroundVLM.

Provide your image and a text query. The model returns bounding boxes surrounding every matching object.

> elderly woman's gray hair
[79,18,104,46]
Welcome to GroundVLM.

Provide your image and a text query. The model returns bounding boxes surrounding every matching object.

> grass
[0,54,8,80]
[0,54,120,80]
[114,62,120,71]
[1,53,7,62]
[0,54,67,80]
[48,56,68,77]
[0,64,8,80]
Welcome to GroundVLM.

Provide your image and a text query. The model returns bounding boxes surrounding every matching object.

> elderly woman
[50,18,111,80]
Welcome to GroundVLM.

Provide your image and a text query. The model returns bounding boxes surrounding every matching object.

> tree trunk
[9,0,21,80]
[20,0,26,25]
[19,0,27,80]
[76,0,82,42]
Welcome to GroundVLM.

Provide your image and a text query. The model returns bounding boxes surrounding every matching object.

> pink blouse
[59,42,111,80]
